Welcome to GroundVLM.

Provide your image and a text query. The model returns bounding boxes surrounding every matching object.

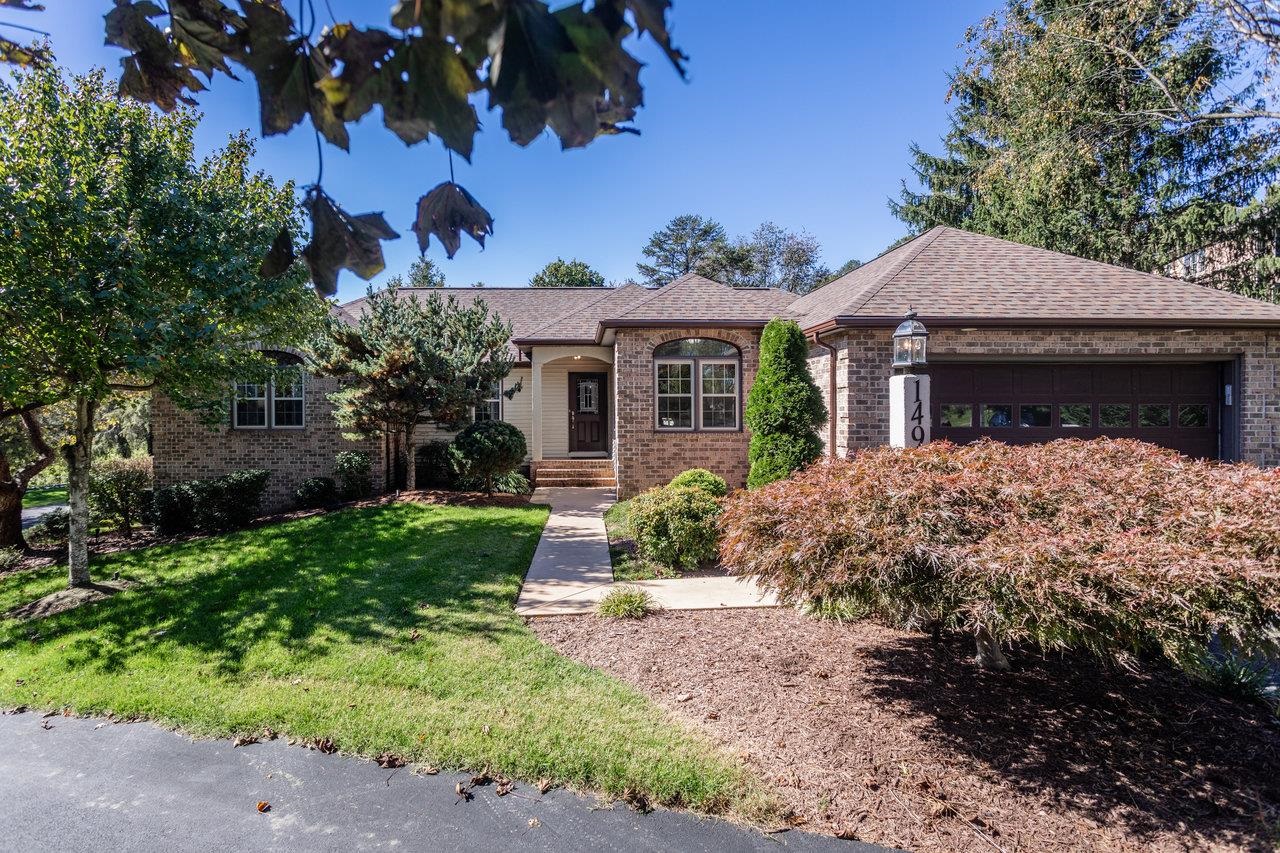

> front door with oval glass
[569,372,608,453]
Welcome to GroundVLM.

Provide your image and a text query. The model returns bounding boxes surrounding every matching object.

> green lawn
[605,499,677,581]
[0,502,765,818]
[22,485,66,509]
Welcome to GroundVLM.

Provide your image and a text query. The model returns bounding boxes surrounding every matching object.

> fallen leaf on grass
[256,801,271,813]
[408,629,420,642]
[375,752,405,769]
[621,788,651,814]
[305,737,337,754]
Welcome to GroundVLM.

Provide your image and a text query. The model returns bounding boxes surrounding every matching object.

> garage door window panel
[1059,404,1092,428]
[982,404,1013,427]
[1019,405,1052,428]
[1178,404,1210,428]
[940,404,973,428]
[1100,404,1132,428]
[1139,405,1171,427]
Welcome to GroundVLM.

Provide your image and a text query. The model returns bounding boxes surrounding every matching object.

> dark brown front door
[569,372,608,453]
[929,362,1226,459]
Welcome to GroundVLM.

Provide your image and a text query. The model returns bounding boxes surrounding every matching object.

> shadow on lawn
[2,503,547,677]
[860,632,1280,848]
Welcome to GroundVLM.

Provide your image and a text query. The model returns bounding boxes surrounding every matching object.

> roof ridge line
[518,285,635,340]
[612,272,713,320]
[841,226,948,317]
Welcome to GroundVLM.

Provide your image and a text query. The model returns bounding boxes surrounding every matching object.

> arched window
[653,338,741,431]
[233,351,306,430]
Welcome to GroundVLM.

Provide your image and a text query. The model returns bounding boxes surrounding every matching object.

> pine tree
[892,0,1280,299]
[744,319,827,488]
[636,214,726,284]
[309,288,516,490]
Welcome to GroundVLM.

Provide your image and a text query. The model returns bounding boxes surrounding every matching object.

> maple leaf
[411,182,493,258]
[239,1,347,149]
[302,189,399,297]
[105,0,206,111]
[167,0,247,78]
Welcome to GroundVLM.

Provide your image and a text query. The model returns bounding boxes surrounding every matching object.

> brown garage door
[928,362,1225,459]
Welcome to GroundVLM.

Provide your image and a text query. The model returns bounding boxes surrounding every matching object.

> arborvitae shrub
[744,318,826,488]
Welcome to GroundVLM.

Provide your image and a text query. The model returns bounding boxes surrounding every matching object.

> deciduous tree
[309,287,517,490]
[0,1,686,285]
[702,222,831,293]
[0,66,317,587]
[530,257,606,288]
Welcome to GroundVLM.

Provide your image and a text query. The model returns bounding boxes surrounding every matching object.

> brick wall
[152,372,386,514]
[614,327,761,498]
[807,326,1280,466]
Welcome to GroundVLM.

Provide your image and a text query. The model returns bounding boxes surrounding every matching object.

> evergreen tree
[391,257,446,289]
[530,257,605,288]
[744,319,827,488]
[892,0,1280,299]
[636,214,726,284]
[309,288,516,490]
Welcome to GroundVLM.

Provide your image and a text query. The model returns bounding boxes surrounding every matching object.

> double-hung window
[233,354,305,430]
[474,380,502,422]
[653,339,741,432]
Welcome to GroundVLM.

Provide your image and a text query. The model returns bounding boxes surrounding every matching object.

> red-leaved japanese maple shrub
[718,438,1280,671]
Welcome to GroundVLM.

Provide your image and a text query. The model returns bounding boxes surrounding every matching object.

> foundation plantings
[719,438,1280,673]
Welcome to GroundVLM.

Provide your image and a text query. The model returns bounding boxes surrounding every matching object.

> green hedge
[154,469,271,535]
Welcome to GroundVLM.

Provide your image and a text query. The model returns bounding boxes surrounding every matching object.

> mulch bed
[7,489,531,576]
[531,609,1280,852]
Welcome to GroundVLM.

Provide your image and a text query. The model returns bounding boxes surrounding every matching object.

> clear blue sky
[19,1,990,302]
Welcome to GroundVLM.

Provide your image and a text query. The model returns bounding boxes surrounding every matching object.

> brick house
[153,226,1280,510]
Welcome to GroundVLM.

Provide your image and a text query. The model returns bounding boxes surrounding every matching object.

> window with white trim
[233,354,305,430]
[474,380,501,422]
[653,338,741,431]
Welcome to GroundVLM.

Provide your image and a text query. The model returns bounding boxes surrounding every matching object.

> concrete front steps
[532,458,616,488]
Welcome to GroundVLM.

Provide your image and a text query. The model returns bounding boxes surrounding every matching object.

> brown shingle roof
[791,225,1280,329]
[603,273,799,327]
[513,284,654,343]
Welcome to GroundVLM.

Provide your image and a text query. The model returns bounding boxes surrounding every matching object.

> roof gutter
[810,329,839,459]
[811,315,1280,331]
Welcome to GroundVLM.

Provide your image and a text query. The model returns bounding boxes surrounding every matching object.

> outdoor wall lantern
[892,310,929,369]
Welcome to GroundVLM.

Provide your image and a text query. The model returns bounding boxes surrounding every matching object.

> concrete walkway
[515,487,779,616]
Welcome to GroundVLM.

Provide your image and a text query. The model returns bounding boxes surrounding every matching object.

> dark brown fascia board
[594,318,774,344]
[510,337,599,346]
[806,315,1280,332]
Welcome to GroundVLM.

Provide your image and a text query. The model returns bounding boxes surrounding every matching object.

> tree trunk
[0,481,23,551]
[974,624,1011,671]
[404,424,417,492]
[65,396,97,588]
[0,410,56,551]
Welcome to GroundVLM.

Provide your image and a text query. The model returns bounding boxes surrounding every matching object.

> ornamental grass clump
[719,438,1280,672]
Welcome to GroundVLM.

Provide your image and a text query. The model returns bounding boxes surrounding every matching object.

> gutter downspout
[812,330,839,458]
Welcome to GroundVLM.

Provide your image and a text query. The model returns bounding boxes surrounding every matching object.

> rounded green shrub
[453,421,527,494]
[295,476,339,508]
[333,451,372,499]
[627,485,721,570]
[414,440,463,489]
[27,507,70,545]
[668,468,728,498]
[88,456,153,536]
[744,318,826,488]
[0,546,22,571]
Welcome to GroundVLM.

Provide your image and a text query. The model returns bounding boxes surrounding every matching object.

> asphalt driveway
[0,711,881,852]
